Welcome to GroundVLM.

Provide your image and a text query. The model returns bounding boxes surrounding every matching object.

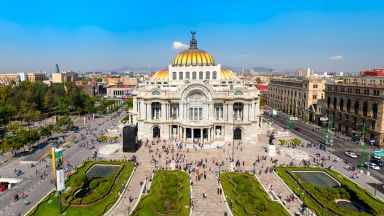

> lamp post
[232,111,235,162]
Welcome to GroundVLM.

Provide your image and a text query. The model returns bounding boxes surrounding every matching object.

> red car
[294,127,302,132]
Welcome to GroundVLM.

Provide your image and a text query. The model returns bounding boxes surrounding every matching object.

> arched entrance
[234,128,242,140]
[153,127,160,138]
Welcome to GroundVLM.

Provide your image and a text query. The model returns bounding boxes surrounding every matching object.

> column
[191,129,194,140]
[208,128,210,142]
[161,103,166,121]
[183,128,186,141]
[201,128,203,142]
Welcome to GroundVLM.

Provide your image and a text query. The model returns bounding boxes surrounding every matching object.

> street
[263,112,384,183]
[0,110,125,216]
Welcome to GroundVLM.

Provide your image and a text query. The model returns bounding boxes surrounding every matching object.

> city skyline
[0,0,383,72]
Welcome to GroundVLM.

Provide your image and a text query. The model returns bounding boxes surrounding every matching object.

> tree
[260,95,267,107]
[5,122,21,134]
[57,96,70,115]
[255,77,261,83]
[39,126,52,139]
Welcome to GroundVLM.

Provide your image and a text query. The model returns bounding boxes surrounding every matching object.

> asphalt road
[0,110,125,216]
[263,112,384,183]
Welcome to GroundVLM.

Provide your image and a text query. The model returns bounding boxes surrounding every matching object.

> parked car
[345,151,358,158]
[23,199,31,205]
[370,159,384,167]
[364,162,380,170]
[294,127,302,132]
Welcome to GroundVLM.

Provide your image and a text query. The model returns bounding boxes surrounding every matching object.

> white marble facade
[128,33,262,143]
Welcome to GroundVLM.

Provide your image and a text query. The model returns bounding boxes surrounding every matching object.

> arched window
[347,99,351,113]
[233,102,244,120]
[186,71,190,79]
[192,71,197,80]
[205,71,210,79]
[172,72,177,80]
[373,103,378,119]
[333,97,337,109]
[151,102,161,120]
[199,71,204,79]
[340,98,344,111]
[363,101,368,117]
[187,93,207,120]
[354,101,359,115]
[212,71,217,79]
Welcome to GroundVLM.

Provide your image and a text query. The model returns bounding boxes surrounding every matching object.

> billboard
[54,148,65,191]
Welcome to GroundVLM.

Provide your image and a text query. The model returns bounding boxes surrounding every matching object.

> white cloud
[330,55,344,60]
[172,41,189,50]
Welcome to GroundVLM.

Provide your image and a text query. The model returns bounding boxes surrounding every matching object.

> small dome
[172,32,216,67]
[221,68,238,80]
[151,68,168,80]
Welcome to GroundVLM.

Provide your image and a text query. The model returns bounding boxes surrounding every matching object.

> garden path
[192,168,227,216]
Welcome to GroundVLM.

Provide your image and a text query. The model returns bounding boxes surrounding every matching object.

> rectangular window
[194,108,198,120]
[179,72,183,80]
[186,72,190,79]
[189,108,193,120]
[172,72,177,80]
[199,108,203,120]
[192,72,196,79]
[212,71,217,79]
[206,71,210,79]
[199,71,203,79]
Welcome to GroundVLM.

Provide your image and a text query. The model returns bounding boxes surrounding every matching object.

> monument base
[267,144,277,157]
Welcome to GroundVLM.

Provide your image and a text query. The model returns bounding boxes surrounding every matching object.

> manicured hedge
[27,160,134,216]
[220,172,290,216]
[275,167,384,216]
[132,170,190,216]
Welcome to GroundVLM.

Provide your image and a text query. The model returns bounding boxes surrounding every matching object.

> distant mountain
[117,66,163,73]
[223,66,274,73]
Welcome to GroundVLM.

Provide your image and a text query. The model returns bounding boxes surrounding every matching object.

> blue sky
[0,0,383,72]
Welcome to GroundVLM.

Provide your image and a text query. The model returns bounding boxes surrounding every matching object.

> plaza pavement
[0,111,126,216]
[106,123,308,216]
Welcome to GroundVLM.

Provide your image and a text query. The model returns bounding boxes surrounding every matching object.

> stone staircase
[109,155,152,215]
[192,170,227,216]
[257,170,301,215]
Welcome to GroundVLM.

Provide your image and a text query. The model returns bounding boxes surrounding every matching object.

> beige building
[267,76,325,121]
[102,77,138,86]
[25,73,47,82]
[52,72,79,83]
[0,72,47,85]
[324,76,384,147]
[0,73,19,85]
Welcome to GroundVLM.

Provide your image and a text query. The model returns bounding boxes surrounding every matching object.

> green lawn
[275,167,384,216]
[132,170,190,216]
[27,160,134,216]
[220,172,290,216]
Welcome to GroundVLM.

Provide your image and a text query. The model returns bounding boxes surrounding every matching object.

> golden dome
[150,68,168,80]
[172,32,216,67]
[172,50,216,67]
[221,68,238,80]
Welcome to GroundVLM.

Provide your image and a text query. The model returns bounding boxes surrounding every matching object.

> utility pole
[359,122,367,170]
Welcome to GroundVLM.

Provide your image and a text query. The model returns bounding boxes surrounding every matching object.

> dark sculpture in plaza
[269,133,275,145]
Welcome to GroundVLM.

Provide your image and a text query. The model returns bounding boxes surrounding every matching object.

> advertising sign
[272,109,277,116]
[55,148,65,191]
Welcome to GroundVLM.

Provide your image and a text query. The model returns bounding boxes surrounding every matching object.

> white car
[345,151,357,158]
[365,162,380,170]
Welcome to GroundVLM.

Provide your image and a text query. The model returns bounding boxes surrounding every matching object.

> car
[364,162,380,170]
[294,127,302,132]
[370,159,384,167]
[23,199,31,205]
[345,151,358,158]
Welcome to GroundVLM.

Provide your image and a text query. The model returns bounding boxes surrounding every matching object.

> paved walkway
[192,168,227,216]
[108,147,153,215]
